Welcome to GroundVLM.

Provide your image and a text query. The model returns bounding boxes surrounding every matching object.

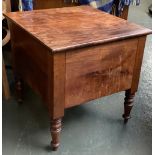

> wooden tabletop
[4,6,151,52]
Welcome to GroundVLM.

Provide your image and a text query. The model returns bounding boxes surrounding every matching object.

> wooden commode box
[4,6,151,151]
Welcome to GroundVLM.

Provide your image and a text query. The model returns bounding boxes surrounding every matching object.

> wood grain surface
[4,6,151,52]
[48,52,66,119]
[6,4,151,151]
[65,38,138,107]
[8,21,49,105]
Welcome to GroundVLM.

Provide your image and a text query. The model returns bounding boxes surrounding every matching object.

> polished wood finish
[123,89,135,123]
[7,20,50,104]
[50,118,62,151]
[4,6,151,150]
[130,36,147,93]
[65,38,138,108]
[48,52,66,119]
[4,6,151,52]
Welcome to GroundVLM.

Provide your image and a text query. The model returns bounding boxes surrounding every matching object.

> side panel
[9,21,49,104]
[65,38,138,108]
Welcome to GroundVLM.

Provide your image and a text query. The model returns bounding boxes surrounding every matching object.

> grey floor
[2,0,152,155]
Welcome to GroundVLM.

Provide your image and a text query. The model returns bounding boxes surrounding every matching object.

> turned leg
[15,77,23,103]
[50,118,62,151]
[122,89,135,123]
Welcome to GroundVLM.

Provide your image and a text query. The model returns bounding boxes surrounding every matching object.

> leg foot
[50,118,62,151]
[123,90,135,123]
[15,78,23,103]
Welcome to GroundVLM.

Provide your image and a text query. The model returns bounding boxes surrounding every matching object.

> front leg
[123,89,135,123]
[50,118,62,151]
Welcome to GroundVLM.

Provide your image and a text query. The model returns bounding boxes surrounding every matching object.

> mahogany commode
[4,6,151,151]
